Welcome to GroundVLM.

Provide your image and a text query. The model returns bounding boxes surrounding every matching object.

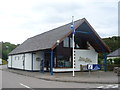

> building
[107,48,120,64]
[8,18,110,74]
[107,48,120,59]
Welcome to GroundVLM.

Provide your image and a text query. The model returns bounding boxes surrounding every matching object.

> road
[1,70,119,89]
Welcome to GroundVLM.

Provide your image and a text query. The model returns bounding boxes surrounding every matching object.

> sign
[87,64,101,70]
[87,64,93,70]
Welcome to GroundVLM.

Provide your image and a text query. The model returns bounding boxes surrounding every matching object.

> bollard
[117,67,120,76]
[114,67,118,73]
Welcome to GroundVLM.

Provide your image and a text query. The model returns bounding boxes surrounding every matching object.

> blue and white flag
[71,23,74,30]
[71,19,75,34]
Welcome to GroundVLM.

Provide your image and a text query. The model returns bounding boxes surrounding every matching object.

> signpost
[87,64,101,70]
[87,64,101,77]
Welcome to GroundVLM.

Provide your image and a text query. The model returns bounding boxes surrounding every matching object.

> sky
[0,0,119,44]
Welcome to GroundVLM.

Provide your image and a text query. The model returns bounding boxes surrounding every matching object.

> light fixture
[56,40,60,45]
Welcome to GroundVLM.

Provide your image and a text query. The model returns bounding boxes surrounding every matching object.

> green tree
[1,42,18,60]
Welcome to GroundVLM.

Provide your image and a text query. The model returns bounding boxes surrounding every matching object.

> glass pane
[70,38,75,48]
[57,56,71,68]
[63,37,69,47]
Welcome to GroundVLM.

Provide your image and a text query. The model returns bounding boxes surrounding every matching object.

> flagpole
[72,16,75,77]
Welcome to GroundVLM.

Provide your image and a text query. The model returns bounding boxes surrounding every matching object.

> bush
[98,58,103,64]
[107,64,120,71]
[2,59,8,65]
[113,58,120,64]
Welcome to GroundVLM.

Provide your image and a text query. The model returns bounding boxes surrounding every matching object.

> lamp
[56,40,60,45]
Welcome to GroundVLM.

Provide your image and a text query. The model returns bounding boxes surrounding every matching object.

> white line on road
[20,83,34,90]
[97,84,118,88]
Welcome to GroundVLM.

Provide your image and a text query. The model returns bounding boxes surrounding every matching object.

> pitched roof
[9,18,110,55]
[107,48,120,57]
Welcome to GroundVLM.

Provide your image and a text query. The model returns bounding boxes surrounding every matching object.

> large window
[57,56,71,68]
[70,37,75,48]
[63,37,69,47]
[76,44,80,48]
[63,37,75,48]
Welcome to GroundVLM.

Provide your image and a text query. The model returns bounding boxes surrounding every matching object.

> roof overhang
[51,18,110,53]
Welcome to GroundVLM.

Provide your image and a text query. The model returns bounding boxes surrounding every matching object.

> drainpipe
[41,51,44,73]
[31,53,33,72]
[50,50,54,75]
[104,53,107,72]
[11,55,12,68]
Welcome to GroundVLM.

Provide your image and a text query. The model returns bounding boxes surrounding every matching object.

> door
[22,54,25,70]
[44,53,50,71]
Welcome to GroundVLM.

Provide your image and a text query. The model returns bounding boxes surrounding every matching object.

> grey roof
[107,48,120,57]
[9,18,110,55]
[9,19,84,55]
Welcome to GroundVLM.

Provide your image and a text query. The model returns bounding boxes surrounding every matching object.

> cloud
[0,0,118,44]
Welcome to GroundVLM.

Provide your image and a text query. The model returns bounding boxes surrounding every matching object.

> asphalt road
[1,70,119,89]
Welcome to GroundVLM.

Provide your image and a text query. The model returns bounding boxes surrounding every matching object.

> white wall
[12,54,24,69]
[74,49,98,71]
[8,53,32,70]
[24,53,32,70]
[8,52,44,71]
[33,51,43,71]
[8,56,12,67]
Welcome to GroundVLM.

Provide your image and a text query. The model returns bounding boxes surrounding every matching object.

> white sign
[87,64,93,70]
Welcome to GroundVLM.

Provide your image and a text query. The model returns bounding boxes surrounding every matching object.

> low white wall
[53,68,72,72]
[74,49,98,71]
[107,56,119,60]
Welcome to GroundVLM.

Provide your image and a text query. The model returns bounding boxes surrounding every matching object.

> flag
[71,20,75,34]
[71,22,74,30]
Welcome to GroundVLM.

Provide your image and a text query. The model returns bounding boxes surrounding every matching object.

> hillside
[0,42,19,60]
[102,36,120,52]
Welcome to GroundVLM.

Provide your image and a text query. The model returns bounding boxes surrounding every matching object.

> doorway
[44,52,50,71]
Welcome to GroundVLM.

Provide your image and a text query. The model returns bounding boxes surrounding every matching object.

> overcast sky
[0,0,119,44]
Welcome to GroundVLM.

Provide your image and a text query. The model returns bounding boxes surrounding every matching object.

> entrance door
[22,54,25,70]
[44,53,50,71]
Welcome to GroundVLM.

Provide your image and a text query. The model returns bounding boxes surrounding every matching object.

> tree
[1,42,18,60]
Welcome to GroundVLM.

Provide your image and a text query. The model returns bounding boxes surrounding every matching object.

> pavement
[1,65,120,84]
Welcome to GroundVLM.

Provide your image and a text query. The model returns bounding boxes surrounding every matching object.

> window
[18,56,19,60]
[76,44,79,48]
[63,37,69,47]
[70,37,75,48]
[57,56,71,68]
[22,56,25,60]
